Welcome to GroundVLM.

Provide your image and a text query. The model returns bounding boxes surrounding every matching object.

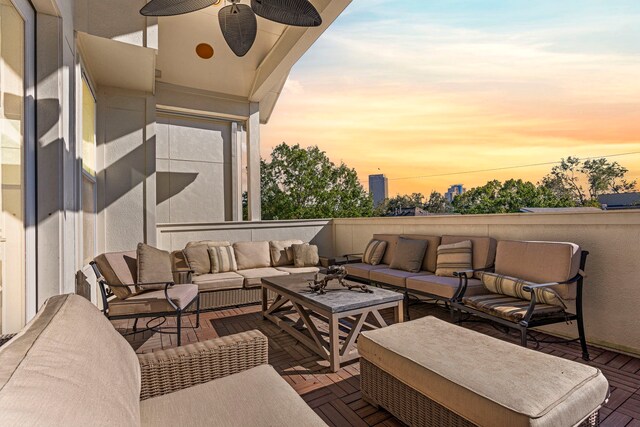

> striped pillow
[436,240,472,277]
[363,239,387,265]
[208,246,238,274]
[481,272,566,308]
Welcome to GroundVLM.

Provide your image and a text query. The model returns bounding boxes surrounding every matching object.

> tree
[452,179,572,214]
[374,193,425,216]
[424,191,453,214]
[541,156,637,206]
[260,143,373,220]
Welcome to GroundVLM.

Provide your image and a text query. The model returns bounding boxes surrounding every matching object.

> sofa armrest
[138,330,268,400]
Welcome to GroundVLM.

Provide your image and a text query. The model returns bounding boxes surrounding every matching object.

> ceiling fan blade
[140,0,217,16]
[251,0,322,27]
[219,4,257,57]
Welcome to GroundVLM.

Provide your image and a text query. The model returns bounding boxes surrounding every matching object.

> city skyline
[261,0,640,195]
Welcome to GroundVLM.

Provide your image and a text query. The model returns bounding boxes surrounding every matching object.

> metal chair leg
[404,289,411,321]
[520,327,528,347]
[177,311,182,346]
[577,308,589,361]
[133,318,139,333]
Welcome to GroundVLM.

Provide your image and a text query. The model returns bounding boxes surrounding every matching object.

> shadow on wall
[156,171,198,204]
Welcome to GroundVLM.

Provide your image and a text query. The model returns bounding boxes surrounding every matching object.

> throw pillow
[435,240,473,277]
[269,240,304,266]
[481,272,566,308]
[292,244,320,268]
[389,238,428,273]
[136,243,174,289]
[362,239,387,265]
[208,246,238,273]
[183,244,211,275]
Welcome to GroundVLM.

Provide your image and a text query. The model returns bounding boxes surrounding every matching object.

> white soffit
[77,32,156,93]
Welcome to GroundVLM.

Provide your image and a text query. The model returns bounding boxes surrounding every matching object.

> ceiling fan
[140,0,322,57]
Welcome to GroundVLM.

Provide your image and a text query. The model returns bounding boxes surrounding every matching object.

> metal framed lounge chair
[90,251,200,346]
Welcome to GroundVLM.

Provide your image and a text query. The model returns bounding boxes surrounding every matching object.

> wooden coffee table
[261,274,404,372]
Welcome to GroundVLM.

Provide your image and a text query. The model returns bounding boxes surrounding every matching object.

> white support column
[246,103,261,221]
[230,121,243,221]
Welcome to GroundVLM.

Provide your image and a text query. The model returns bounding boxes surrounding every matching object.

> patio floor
[114,301,640,427]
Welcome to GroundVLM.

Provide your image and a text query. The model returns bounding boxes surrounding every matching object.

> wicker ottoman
[359,316,609,427]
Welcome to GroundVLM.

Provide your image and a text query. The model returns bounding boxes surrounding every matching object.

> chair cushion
[109,284,199,316]
[140,365,326,427]
[363,239,387,265]
[275,266,320,274]
[0,295,141,426]
[208,246,238,273]
[494,240,581,300]
[372,234,400,265]
[238,267,289,288]
[441,235,497,279]
[481,272,566,308]
[137,243,174,288]
[345,263,388,280]
[234,241,271,270]
[390,237,428,273]
[292,244,319,267]
[370,268,431,288]
[183,244,211,275]
[269,240,304,267]
[406,275,486,299]
[435,240,473,277]
[399,235,441,273]
[185,240,231,248]
[359,316,609,427]
[462,294,565,322]
[94,251,138,299]
[192,272,244,291]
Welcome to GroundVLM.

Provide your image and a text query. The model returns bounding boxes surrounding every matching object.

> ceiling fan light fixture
[251,0,322,27]
[140,0,217,16]
[219,3,257,57]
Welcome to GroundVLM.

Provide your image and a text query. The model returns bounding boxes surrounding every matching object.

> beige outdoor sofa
[172,239,320,311]
[0,294,326,427]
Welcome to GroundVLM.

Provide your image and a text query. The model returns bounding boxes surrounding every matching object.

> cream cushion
[406,275,486,299]
[140,365,326,427]
[238,267,289,288]
[275,266,321,274]
[185,240,231,248]
[183,244,212,275]
[345,263,388,280]
[94,250,138,299]
[441,235,497,279]
[390,237,428,273]
[292,244,319,267]
[372,234,400,265]
[362,239,388,265]
[370,268,431,288]
[0,295,141,426]
[359,316,608,427]
[192,272,245,291]
[137,243,174,287]
[234,241,271,270]
[435,240,473,277]
[399,235,441,273]
[109,284,199,316]
[269,240,304,266]
[208,246,238,273]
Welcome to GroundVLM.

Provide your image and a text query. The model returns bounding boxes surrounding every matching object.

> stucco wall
[333,211,640,356]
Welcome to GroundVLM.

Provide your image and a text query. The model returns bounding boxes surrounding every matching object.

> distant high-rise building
[369,174,388,207]
[445,184,465,202]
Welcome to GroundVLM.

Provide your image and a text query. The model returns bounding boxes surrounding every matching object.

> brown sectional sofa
[172,239,320,311]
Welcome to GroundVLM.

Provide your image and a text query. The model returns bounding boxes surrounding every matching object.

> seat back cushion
[481,272,566,308]
[435,240,473,277]
[495,241,581,300]
[0,295,141,426]
[183,244,211,275]
[292,244,320,267]
[137,243,174,289]
[269,240,304,266]
[208,246,238,273]
[372,234,400,265]
[390,237,429,273]
[441,235,497,278]
[234,241,271,270]
[400,235,442,273]
[363,239,388,265]
[94,250,138,299]
[185,240,231,248]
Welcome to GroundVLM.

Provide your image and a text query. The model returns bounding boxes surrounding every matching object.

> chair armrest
[452,267,493,301]
[138,330,268,400]
[172,269,194,284]
[521,274,581,292]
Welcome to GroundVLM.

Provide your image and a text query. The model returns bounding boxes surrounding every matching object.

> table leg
[329,313,340,372]
[261,287,268,320]
[395,301,404,323]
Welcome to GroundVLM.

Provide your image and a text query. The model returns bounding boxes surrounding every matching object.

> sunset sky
[260,0,640,196]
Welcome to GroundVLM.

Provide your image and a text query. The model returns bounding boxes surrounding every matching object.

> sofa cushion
[372,234,400,265]
[359,316,609,427]
[481,272,566,308]
[370,268,431,288]
[109,284,199,316]
[192,272,244,291]
[140,365,326,427]
[234,241,271,270]
[0,295,141,426]
[406,275,486,299]
[494,241,581,300]
[94,251,138,299]
[462,294,565,322]
[185,240,231,248]
[208,246,238,273]
[275,266,321,274]
[183,244,211,275]
[345,263,389,280]
[292,244,319,267]
[269,240,304,266]
[363,239,387,265]
[137,243,174,288]
[441,235,497,279]
[390,237,428,273]
[435,240,473,277]
[238,267,289,288]
[399,235,441,273]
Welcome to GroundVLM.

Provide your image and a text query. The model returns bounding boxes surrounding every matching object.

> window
[81,76,96,265]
